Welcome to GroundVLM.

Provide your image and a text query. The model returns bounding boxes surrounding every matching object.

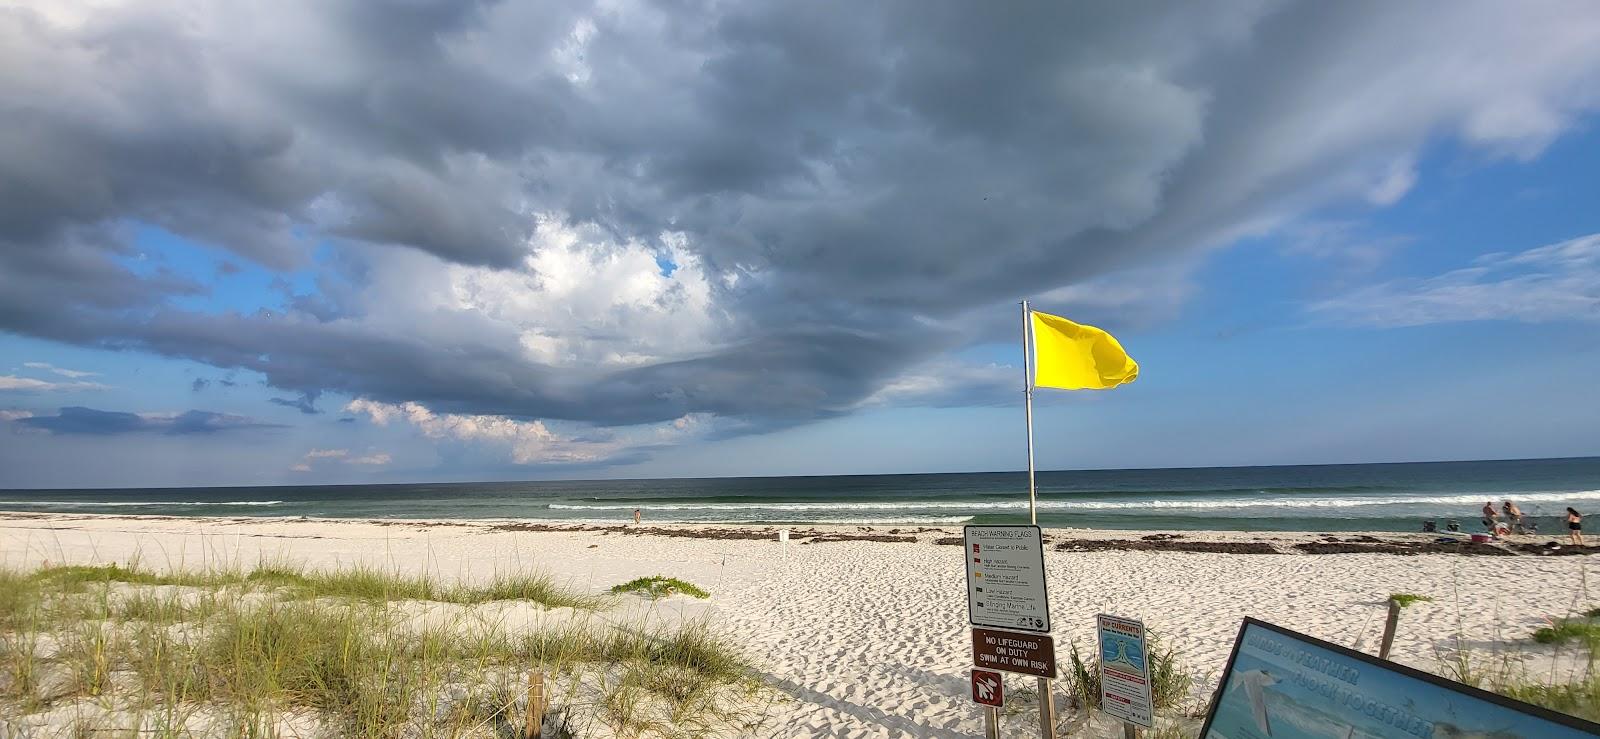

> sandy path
[2,514,1595,737]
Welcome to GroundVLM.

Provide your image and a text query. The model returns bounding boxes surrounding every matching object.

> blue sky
[2,2,1598,488]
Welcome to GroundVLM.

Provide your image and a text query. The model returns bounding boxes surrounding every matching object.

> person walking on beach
[633,508,642,525]
[1567,508,1584,546]
[1502,500,1524,534]
[1481,501,1499,532]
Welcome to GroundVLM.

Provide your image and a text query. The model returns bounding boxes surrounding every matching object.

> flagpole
[1021,300,1037,526]
[1022,299,1056,739]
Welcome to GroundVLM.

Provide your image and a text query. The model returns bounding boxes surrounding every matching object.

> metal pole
[1021,300,1037,526]
[1022,299,1055,739]
[984,706,1000,739]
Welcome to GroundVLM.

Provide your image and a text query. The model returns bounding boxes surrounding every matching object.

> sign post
[966,524,1055,737]
[971,669,1004,739]
[1097,614,1154,737]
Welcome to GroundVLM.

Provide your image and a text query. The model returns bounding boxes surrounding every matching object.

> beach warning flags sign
[1029,311,1139,390]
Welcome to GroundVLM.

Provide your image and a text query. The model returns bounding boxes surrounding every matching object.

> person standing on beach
[633,508,642,525]
[1567,508,1584,546]
[1481,501,1499,532]
[1502,500,1524,534]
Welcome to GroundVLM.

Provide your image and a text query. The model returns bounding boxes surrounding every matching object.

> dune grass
[20,560,610,610]
[469,572,614,609]
[1496,677,1600,721]
[610,576,711,600]
[1440,637,1600,722]
[30,562,242,591]
[0,568,35,628]
[1062,631,1192,714]
[0,561,765,737]
[1534,617,1600,647]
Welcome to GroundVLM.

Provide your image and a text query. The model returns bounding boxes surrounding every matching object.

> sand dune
[2,514,1594,737]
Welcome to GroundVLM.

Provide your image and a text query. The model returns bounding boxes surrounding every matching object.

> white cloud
[1281,221,1413,277]
[347,399,585,463]
[23,362,98,379]
[859,360,1015,410]
[440,218,727,368]
[1366,158,1417,206]
[0,409,34,422]
[0,375,108,392]
[1030,263,1200,330]
[1309,233,1600,327]
[290,446,390,471]
[0,376,53,391]
[345,398,707,465]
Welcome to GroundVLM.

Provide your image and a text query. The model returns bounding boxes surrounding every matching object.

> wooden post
[524,669,545,739]
[1378,598,1401,660]
[1037,676,1056,738]
[984,706,1000,739]
[1123,720,1139,739]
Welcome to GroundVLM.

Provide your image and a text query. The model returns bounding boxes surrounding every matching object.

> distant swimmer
[1568,507,1584,546]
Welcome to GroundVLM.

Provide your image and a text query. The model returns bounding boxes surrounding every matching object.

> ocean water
[2,458,1597,533]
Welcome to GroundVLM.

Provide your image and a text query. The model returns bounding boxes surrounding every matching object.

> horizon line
[2,454,1595,493]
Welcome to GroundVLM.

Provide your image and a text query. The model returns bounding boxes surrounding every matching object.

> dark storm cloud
[2,0,1597,439]
[67,307,949,427]
[18,407,284,435]
[0,0,562,272]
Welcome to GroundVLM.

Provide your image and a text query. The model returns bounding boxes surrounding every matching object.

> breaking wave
[548,489,1600,516]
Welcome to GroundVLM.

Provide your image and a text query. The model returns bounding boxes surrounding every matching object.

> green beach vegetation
[1387,593,1435,608]
[0,561,768,737]
[1437,626,1600,722]
[609,576,711,600]
[1063,631,1193,713]
[1532,617,1600,647]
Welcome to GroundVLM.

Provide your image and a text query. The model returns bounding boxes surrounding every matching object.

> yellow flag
[1030,311,1139,390]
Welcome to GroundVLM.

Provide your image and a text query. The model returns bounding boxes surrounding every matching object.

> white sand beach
[3,513,1596,737]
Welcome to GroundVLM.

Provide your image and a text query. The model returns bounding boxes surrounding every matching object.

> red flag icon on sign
[971,669,1003,707]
